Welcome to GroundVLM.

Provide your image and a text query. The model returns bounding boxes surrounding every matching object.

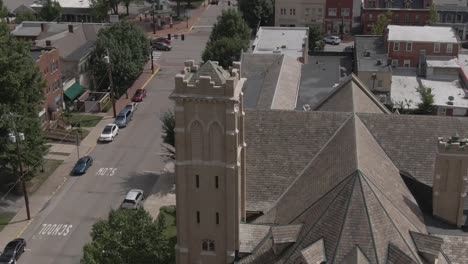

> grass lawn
[0,214,14,232]
[69,114,103,128]
[26,159,63,194]
[159,206,176,239]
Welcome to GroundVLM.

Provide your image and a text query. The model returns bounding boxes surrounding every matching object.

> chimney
[68,24,73,33]
[433,133,468,228]
[45,40,52,47]
[40,23,46,32]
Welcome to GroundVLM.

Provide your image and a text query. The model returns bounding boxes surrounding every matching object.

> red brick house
[31,46,64,129]
[386,25,459,67]
[362,8,430,34]
[324,0,354,35]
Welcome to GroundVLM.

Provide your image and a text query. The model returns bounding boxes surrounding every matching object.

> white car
[324,36,341,45]
[99,124,119,142]
[121,189,144,209]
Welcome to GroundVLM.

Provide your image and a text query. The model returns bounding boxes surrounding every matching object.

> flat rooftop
[387,25,459,43]
[427,56,460,68]
[252,27,308,61]
[355,35,391,72]
[391,69,468,109]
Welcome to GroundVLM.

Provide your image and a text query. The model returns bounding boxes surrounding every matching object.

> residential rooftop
[354,35,391,72]
[387,25,459,43]
[31,0,91,8]
[252,27,308,61]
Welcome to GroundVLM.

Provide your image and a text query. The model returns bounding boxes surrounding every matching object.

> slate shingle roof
[188,60,230,86]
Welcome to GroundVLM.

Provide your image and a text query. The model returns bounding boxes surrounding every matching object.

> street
[15,2,232,263]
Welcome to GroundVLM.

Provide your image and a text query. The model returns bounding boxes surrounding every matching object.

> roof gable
[189,60,230,86]
[314,74,390,114]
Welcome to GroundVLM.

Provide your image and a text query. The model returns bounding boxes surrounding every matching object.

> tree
[15,12,39,23]
[238,0,274,29]
[0,0,8,19]
[202,37,248,68]
[90,0,119,21]
[39,0,62,21]
[209,9,251,43]
[415,86,435,115]
[372,11,392,35]
[428,4,438,24]
[82,209,174,264]
[122,0,143,16]
[309,26,324,51]
[0,23,47,184]
[160,110,175,160]
[89,21,149,96]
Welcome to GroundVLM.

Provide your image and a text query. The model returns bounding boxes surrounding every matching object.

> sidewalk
[143,162,175,220]
[0,63,159,248]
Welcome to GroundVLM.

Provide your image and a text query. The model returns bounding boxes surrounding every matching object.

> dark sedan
[153,37,171,45]
[0,238,26,264]
[152,42,172,51]
[72,156,93,175]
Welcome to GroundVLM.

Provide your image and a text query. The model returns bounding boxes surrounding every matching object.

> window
[406,42,412,52]
[328,8,337,16]
[290,9,296,15]
[447,43,453,53]
[392,59,399,67]
[202,239,215,252]
[403,60,410,67]
[305,8,310,16]
[377,80,383,88]
[53,80,60,92]
[457,14,463,22]
[446,14,453,23]
[404,0,412,8]
[216,212,219,224]
[51,60,58,72]
[196,211,200,223]
[195,174,200,188]
[317,8,322,14]
[393,14,399,23]
[341,8,350,17]
[368,0,376,8]
[434,43,440,53]
[393,42,400,51]
[280,8,286,15]
[215,176,219,188]
[404,14,409,24]
[415,15,419,24]
[386,0,392,8]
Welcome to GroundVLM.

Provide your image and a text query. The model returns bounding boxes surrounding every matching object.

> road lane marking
[141,67,160,89]
[16,219,32,238]
[96,167,117,177]
[36,224,73,237]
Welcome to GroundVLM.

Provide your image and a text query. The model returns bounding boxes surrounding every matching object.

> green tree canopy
[238,0,274,29]
[160,110,175,159]
[0,23,47,183]
[372,11,392,35]
[309,26,324,51]
[209,9,251,43]
[0,0,8,18]
[202,37,248,68]
[415,86,435,115]
[428,4,438,24]
[82,209,174,264]
[90,0,119,21]
[89,21,149,96]
[15,12,39,24]
[39,0,62,21]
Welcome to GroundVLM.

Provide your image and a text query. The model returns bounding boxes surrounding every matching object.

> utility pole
[151,48,154,74]
[9,114,30,220]
[104,50,117,118]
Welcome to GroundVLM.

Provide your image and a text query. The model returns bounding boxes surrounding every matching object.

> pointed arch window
[190,121,203,160]
[209,122,224,161]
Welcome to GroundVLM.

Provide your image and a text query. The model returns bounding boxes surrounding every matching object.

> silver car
[120,189,144,209]
[324,36,341,45]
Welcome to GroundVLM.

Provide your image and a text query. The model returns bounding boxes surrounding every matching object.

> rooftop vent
[376,60,382,65]
[281,45,287,49]
[364,51,371,57]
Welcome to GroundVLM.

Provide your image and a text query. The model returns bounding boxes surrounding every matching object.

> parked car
[123,102,137,113]
[153,37,171,45]
[131,88,147,102]
[120,189,145,209]
[99,124,119,142]
[0,238,26,264]
[324,36,341,45]
[153,42,172,51]
[72,156,93,175]
[114,107,133,128]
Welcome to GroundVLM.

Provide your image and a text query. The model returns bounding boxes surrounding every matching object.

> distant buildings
[12,0,95,22]
[274,0,325,28]
[433,0,468,40]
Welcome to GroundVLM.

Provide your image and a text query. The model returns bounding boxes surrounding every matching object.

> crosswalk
[152,51,162,62]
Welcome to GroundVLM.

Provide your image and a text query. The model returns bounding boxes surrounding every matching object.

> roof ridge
[330,174,359,263]
[357,172,380,264]
[350,74,391,114]
[265,114,354,213]
[360,176,423,263]
[282,175,356,263]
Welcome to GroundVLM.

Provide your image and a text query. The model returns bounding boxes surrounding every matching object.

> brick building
[324,0,355,34]
[31,46,64,129]
[386,25,459,67]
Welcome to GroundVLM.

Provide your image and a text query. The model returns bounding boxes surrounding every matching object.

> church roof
[188,60,230,86]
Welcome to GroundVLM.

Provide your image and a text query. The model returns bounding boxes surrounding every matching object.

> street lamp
[8,130,31,220]
[104,51,117,118]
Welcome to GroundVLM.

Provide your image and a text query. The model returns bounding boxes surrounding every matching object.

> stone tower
[170,60,247,264]
[433,133,468,227]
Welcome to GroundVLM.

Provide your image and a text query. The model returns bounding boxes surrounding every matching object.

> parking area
[323,41,355,52]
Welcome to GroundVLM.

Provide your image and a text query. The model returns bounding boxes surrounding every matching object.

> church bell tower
[170,60,247,264]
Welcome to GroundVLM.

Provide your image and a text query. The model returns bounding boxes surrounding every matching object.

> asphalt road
[17,3,232,263]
